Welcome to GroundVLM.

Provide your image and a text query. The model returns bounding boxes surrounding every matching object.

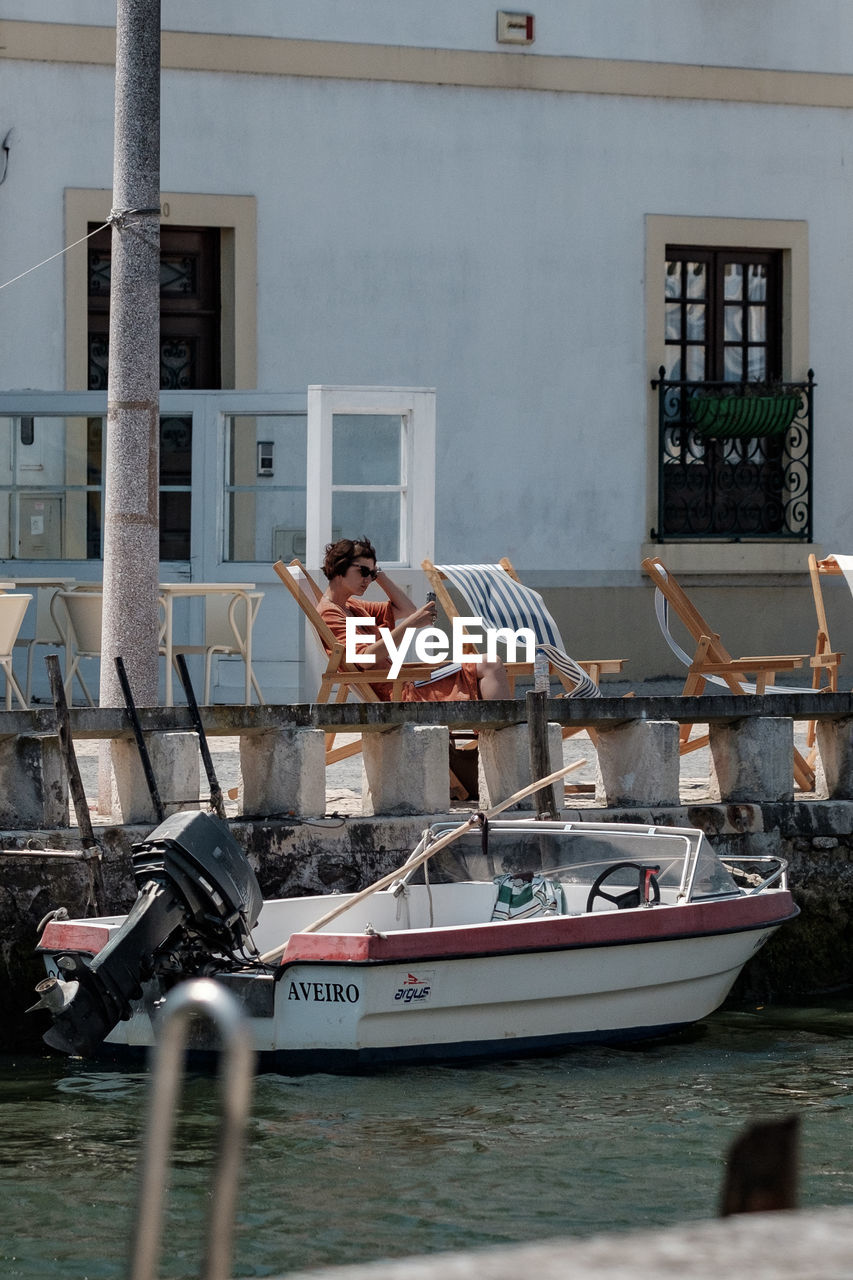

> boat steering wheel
[586,862,661,913]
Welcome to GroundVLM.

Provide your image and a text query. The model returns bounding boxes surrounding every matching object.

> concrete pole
[99,0,161,711]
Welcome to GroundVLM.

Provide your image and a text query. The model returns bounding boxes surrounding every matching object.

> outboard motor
[33,811,262,1058]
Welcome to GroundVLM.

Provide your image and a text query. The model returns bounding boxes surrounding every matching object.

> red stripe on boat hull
[280,892,797,966]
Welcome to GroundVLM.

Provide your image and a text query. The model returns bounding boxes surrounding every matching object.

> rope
[0,205,160,294]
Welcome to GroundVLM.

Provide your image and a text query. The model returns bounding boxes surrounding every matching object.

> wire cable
[0,205,160,294]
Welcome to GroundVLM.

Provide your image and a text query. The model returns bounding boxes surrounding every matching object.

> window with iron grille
[655,245,811,541]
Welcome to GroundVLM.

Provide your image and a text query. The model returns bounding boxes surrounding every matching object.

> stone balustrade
[1,692,853,826]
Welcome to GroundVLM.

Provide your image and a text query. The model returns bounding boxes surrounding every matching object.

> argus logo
[394,971,434,1004]
[345,616,535,678]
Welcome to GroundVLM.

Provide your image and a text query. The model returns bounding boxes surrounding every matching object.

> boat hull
[41,889,796,1071]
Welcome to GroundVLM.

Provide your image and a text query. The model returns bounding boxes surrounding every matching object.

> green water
[3,1001,853,1279]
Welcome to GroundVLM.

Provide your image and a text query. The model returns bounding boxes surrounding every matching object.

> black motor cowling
[36,812,262,1058]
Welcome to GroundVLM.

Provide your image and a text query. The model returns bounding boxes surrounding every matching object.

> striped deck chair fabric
[652,580,816,697]
[434,563,600,699]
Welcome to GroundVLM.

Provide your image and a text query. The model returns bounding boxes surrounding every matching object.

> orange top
[318,596,480,702]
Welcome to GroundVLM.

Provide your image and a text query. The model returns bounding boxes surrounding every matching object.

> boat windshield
[409,823,739,899]
[689,842,742,898]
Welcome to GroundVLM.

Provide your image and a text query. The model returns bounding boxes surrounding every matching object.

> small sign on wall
[496,11,535,44]
[257,441,274,476]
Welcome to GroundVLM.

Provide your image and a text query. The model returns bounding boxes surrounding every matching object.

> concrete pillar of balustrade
[709,716,794,803]
[477,723,563,810]
[595,719,680,807]
[0,735,68,828]
[816,716,853,800]
[111,731,200,824]
[239,727,326,818]
[362,725,450,815]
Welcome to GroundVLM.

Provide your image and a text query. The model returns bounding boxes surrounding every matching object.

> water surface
[2,1000,853,1278]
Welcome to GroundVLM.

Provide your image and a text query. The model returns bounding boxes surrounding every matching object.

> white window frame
[305,385,436,572]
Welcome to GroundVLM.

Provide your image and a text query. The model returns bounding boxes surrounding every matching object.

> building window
[87,224,221,391]
[305,387,437,573]
[0,414,98,560]
[86,224,221,560]
[224,413,308,563]
[664,247,782,383]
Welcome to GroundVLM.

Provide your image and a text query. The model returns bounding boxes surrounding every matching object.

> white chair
[50,589,103,707]
[14,585,69,703]
[166,591,265,705]
[0,593,33,709]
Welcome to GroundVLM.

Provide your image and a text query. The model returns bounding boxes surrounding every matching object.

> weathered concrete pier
[277,1205,853,1280]
[3,692,853,1048]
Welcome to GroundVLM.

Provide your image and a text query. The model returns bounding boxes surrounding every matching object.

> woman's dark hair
[322,536,377,581]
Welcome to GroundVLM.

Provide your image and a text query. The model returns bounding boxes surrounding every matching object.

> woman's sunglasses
[353,565,378,580]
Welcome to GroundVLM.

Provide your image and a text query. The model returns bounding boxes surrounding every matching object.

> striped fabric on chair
[652,571,815,697]
[434,563,600,699]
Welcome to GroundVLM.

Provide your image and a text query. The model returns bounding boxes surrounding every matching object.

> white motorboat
[33,811,797,1071]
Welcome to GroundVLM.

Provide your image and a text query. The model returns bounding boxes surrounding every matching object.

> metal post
[100,0,162,711]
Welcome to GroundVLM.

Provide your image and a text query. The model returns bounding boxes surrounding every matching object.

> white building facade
[1,2,851,699]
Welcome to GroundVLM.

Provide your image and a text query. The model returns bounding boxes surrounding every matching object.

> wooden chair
[806,554,849,759]
[807,554,847,696]
[421,557,624,695]
[0,593,33,709]
[641,555,815,791]
[422,558,625,796]
[273,559,465,767]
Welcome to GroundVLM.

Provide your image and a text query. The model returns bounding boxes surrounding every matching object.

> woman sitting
[318,536,510,702]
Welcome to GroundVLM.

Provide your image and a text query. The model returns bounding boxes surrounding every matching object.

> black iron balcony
[650,369,814,542]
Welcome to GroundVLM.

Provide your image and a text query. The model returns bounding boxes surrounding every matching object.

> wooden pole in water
[527,690,558,818]
[720,1116,799,1216]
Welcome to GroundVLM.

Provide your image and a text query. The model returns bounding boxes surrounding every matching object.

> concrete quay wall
[279,1204,853,1280]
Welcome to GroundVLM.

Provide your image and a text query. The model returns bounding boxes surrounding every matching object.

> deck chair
[0,593,33,709]
[641,556,815,791]
[807,554,847,695]
[806,554,849,758]
[422,558,625,796]
[421,558,624,697]
[273,560,471,773]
